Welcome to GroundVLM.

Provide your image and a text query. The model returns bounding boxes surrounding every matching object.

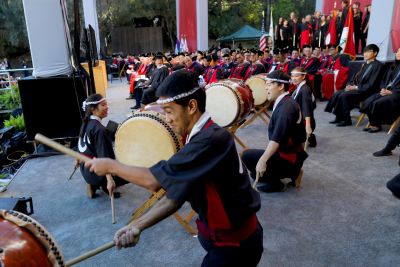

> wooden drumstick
[68,165,78,180]
[252,173,260,189]
[65,241,115,266]
[111,193,116,224]
[304,135,309,152]
[35,134,90,163]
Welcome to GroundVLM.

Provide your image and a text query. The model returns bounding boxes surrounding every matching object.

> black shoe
[373,148,392,157]
[337,120,352,127]
[363,127,371,132]
[130,105,140,110]
[329,118,342,124]
[126,95,134,100]
[308,134,317,147]
[368,126,382,133]
[257,182,285,193]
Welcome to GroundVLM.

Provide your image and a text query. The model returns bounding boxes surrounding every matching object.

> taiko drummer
[78,94,128,198]
[85,70,263,266]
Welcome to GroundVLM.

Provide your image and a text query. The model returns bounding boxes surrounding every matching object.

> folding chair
[388,116,400,135]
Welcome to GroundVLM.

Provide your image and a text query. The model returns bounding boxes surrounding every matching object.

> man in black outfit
[325,44,384,126]
[86,70,263,266]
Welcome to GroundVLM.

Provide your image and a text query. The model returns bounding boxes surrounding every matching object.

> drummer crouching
[78,94,129,198]
[242,70,308,193]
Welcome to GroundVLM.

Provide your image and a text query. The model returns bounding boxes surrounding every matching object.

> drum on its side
[245,74,269,106]
[0,210,65,267]
[115,111,182,167]
[206,79,254,128]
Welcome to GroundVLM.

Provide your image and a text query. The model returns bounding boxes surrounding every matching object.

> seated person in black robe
[85,71,263,267]
[291,67,317,147]
[360,47,400,133]
[133,53,170,108]
[242,70,308,193]
[325,44,384,126]
[78,94,128,198]
[185,55,205,77]
[249,49,267,75]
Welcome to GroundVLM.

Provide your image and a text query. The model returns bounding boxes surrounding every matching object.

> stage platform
[2,79,400,266]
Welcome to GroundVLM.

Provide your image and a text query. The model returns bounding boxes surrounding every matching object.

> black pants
[361,93,400,127]
[314,74,322,99]
[383,123,400,151]
[141,86,157,105]
[325,90,365,120]
[242,149,306,186]
[387,173,400,198]
[134,86,145,107]
[198,223,263,267]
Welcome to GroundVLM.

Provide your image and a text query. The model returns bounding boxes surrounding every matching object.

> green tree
[0,0,28,56]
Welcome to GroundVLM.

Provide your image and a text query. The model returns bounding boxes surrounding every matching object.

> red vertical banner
[179,0,197,52]
[392,0,400,51]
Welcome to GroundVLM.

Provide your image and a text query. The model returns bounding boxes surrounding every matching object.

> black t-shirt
[150,121,260,228]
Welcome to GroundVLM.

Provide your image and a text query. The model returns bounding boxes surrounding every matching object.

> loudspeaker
[18,76,87,141]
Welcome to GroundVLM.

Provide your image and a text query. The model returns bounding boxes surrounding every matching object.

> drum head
[245,76,268,106]
[115,112,181,167]
[206,83,239,127]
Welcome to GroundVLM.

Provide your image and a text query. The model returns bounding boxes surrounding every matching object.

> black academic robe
[204,65,224,84]
[221,62,237,78]
[361,62,400,126]
[293,83,316,130]
[250,62,266,76]
[186,62,205,77]
[142,65,170,105]
[229,62,251,81]
[325,60,384,118]
[78,119,127,187]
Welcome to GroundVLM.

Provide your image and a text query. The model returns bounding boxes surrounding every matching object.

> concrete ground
[2,78,400,267]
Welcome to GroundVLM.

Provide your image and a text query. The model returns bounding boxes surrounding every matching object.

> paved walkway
[2,79,400,266]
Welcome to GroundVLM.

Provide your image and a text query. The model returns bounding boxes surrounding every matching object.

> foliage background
[0,0,315,58]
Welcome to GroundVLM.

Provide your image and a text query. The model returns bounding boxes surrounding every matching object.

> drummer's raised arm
[85,158,161,192]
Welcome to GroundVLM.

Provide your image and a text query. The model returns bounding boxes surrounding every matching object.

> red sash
[197,119,258,247]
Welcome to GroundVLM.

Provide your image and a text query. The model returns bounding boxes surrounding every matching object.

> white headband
[291,71,307,75]
[82,98,106,111]
[156,87,201,104]
[265,77,290,84]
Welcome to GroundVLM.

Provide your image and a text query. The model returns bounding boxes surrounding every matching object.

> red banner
[178,0,197,52]
[322,0,371,15]
[392,0,400,51]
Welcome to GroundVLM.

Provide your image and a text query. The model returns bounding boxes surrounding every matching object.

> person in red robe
[321,46,351,100]
[229,51,252,81]
[300,15,313,49]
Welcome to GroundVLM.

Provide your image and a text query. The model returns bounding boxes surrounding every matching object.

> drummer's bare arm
[85,158,161,192]
[114,196,180,248]
[259,141,280,162]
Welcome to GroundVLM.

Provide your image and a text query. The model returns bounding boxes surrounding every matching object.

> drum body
[115,111,182,167]
[0,210,64,267]
[206,79,254,127]
[245,74,269,106]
